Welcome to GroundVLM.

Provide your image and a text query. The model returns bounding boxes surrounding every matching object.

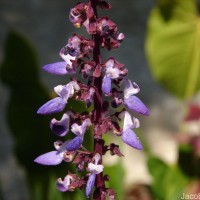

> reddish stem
[90,0,104,199]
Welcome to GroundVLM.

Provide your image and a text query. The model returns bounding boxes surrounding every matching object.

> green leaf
[32,182,44,200]
[66,98,93,113]
[48,175,64,200]
[148,156,188,200]
[146,0,200,99]
[104,160,125,200]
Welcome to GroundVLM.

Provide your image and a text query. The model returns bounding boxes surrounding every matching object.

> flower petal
[82,119,92,132]
[88,163,104,174]
[106,65,120,79]
[122,111,134,130]
[61,151,76,162]
[57,140,70,152]
[56,175,72,192]
[60,48,76,66]
[37,97,66,115]
[132,117,140,128]
[34,151,62,165]
[70,81,80,91]
[50,113,70,136]
[86,174,96,198]
[102,76,111,95]
[71,123,82,136]
[105,58,114,68]
[66,136,83,151]
[125,96,149,116]
[43,62,75,75]
[122,129,142,150]
[71,118,91,136]
[54,85,71,101]
[119,111,140,130]
[56,178,68,192]
[54,140,63,150]
[124,79,140,99]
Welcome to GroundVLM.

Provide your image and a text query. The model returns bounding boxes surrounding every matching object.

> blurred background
[1,0,200,199]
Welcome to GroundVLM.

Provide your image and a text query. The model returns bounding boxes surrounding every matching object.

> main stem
[90,0,104,199]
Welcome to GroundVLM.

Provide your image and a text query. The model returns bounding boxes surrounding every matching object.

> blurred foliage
[0,31,84,200]
[148,134,200,200]
[146,1,200,198]
[178,139,200,178]
[104,161,125,200]
[148,156,188,200]
[146,0,200,99]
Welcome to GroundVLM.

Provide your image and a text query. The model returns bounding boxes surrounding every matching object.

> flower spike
[35,0,149,198]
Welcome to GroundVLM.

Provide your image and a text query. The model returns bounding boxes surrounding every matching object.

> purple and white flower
[124,79,149,116]
[50,111,74,137]
[86,153,104,198]
[119,111,142,150]
[43,35,82,75]
[37,81,80,115]
[34,140,76,165]
[102,58,122,95]
[56,174,73,192]
[66,118,92,151]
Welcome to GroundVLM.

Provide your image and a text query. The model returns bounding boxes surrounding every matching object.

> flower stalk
[90,0,104,197]
[34,0,149,199]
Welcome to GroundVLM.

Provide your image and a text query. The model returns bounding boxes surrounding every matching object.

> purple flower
[50,111,74,137]
[60,35,81,58]
[86,153,104,198]
[37,81,80,115]
[66,119,92,151]
[56,174,73,192]
[105,58,121,79]
[119,111,142,150]
[102,58,123,95]
[43,61,75,75]
[34,140,76,165]
[124,79,149,116]
[102,76,111,95]
[43,35,84,75]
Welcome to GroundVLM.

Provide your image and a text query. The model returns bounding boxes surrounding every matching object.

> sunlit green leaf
[146,0,200,99]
